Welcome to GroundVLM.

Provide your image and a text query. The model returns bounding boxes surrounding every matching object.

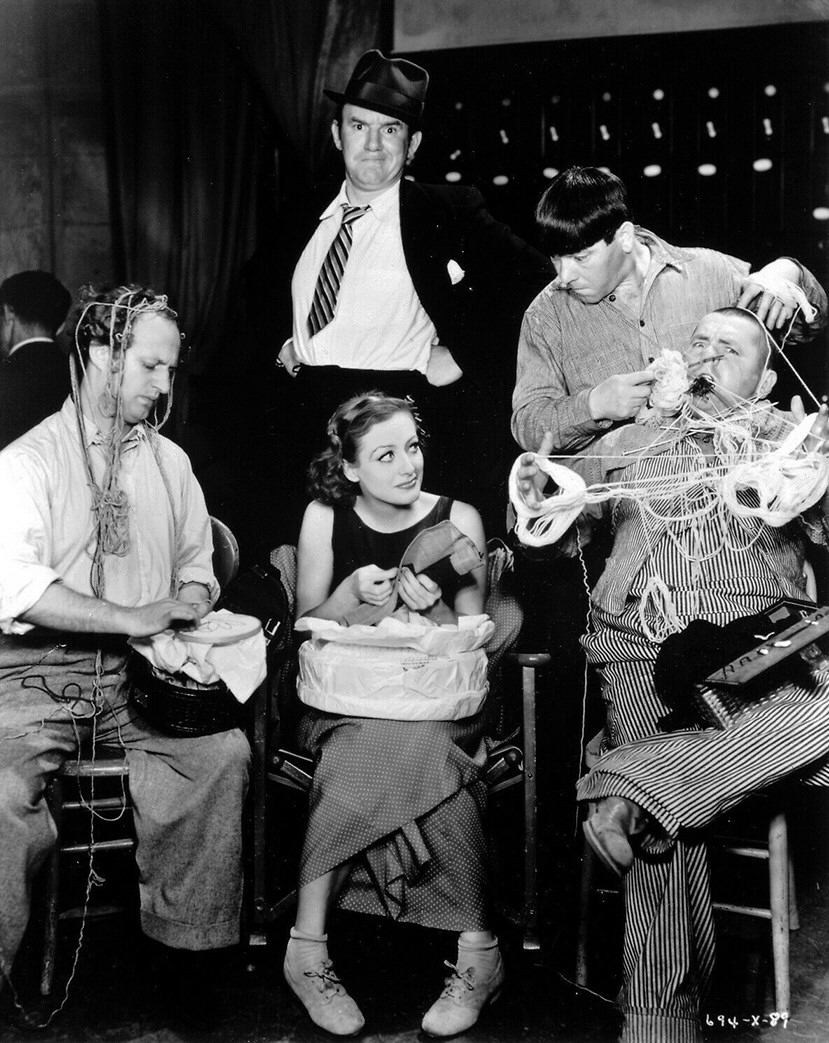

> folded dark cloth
[654,611,813,731]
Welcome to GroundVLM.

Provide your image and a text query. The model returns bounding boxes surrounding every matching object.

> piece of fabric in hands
[343,519,484,626]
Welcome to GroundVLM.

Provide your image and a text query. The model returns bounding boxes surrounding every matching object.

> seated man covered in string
[512,303,829,1043]
[0,285,250,1026]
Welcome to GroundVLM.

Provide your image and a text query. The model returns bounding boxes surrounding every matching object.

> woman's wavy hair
[307,391,426,507]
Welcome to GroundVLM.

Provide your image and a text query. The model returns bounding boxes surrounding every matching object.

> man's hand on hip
[276,338,302,377]
[425,344,463,387]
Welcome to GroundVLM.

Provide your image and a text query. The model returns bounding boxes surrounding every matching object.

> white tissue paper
[295,613,495,721]
[129,609,267,702]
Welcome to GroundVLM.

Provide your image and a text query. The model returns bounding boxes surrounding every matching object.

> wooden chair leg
[250,678,269,943]
[520,658,543,951]
[40,777,63,996]
[575,836,595,986]
[787,854,799,932]
[767,811,790,1016]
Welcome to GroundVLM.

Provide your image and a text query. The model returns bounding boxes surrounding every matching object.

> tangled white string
[509,406,829,547]
[721,411,829,526]
[508,455,588,547]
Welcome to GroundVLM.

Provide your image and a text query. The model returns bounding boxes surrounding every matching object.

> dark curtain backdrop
[98,0,262,382]
[97,0,382,387]
[203,0,384,186]
[95,0,385,553]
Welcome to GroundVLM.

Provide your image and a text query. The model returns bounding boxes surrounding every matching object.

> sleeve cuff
[0,569,61,634]
[177,569,221,605]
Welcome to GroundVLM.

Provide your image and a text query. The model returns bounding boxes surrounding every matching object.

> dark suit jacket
[0,340,71,449]
[243,178,553,377]
[396,180,553,372]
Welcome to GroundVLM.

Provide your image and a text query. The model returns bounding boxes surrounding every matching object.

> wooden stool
[712,804,799,1016]
[40,751,134,995]
[575,798,798,1015]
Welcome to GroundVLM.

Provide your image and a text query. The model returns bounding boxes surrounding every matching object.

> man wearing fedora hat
[261,49,552,542]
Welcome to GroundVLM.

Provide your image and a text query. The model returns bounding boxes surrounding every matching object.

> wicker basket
[129,655,241,737]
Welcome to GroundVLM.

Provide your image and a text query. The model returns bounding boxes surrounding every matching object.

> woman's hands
[350,565,398,606]
[348,564,454,622]
[397,567,445,614]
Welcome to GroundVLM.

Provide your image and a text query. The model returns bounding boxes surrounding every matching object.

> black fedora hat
[324,49,429,128]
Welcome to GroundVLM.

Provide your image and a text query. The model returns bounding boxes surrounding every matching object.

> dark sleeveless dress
[294,496,489,931]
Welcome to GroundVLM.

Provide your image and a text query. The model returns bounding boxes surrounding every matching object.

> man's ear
[2,304,13,324]
[406,129,422,164]
[331,120,343,151]
[87,340,111,373]
[615,221,636,253]
[757,367,777,400]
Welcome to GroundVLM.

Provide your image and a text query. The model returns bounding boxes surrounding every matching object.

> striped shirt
[568,407,815,629]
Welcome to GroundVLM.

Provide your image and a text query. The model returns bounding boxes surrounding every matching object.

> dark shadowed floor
[2,787,828,1043]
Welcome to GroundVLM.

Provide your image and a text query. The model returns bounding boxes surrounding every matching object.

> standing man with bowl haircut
[512,166,826,456]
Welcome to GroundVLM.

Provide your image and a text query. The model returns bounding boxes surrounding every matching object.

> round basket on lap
[128,654,241,737]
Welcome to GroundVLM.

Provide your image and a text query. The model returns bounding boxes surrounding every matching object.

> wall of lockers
[401,21,829,397]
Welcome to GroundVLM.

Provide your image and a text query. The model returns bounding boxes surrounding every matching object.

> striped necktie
[307,204,369,337]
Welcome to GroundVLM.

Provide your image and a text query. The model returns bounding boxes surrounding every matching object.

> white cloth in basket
[295,613,495,721]
[129,610,267,702]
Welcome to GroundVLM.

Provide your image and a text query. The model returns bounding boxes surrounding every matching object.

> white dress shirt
[0,399,218,633]
[290,180,435,372]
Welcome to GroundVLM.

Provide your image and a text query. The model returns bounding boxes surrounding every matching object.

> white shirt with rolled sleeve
[289,180,436,372]
[0,399,218,634]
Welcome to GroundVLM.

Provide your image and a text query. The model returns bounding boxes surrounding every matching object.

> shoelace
[439,962,477,999]
[304,960,345,996]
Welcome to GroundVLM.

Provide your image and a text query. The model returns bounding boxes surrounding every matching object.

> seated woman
[283,392,504,1038]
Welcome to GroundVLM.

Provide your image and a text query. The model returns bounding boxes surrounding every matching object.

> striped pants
[578,660,829,1043]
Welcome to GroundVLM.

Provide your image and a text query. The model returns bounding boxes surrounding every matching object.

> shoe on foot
[421,950,505,1037]
[283,953,365,1036]
[583,795,648,877]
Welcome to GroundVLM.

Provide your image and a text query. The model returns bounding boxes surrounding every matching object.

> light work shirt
[0,399,218,634]
[511,229,757,454]
[290,180,435,372]
[512,228,828,454]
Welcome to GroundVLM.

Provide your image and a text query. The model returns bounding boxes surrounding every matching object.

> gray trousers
[0,635,250,979]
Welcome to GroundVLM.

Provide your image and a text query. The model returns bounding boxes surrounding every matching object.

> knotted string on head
[69,286,180,598]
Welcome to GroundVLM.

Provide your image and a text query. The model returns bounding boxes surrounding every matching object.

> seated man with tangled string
[513,304,829,1043]
[0,285,250,1025]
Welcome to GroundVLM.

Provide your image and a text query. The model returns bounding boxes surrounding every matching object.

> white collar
[319,179,400,222]
[8,336,55,358]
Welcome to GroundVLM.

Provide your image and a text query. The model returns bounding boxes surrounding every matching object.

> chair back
[210,516,240,591]
[483,540,524,737]
[484,540,523,675]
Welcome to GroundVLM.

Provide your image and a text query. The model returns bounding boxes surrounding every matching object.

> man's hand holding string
[516,431,556,508]
[791,396,829,456]
[738,258,804,330]
[588,370,654,422]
